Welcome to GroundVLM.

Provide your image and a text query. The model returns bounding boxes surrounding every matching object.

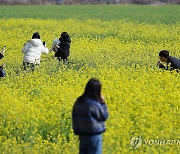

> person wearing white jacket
[22,32,49,71]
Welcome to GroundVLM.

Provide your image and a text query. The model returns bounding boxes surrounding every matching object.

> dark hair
[59,32,71,43]
[61,32,69,39]
[159,50,169,58]
[32,32,40,39]
[78,78,103,103]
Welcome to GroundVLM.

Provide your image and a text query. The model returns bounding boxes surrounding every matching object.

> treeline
[0,0,179,5]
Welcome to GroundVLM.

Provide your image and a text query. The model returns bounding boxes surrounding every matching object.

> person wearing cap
[22,32,49,71]
[157,50,180,71]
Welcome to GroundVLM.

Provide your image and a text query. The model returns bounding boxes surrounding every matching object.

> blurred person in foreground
[157,50,180,71]
[22,32,49,71]
[72,78,109,154]
[50,32,71,63]
[0,46,6,77]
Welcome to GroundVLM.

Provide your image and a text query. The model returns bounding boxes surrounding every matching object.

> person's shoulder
[86,98,101,107]
[169,56,180,63]
[73,98,84,109]
[74,97,84,105]
[169,56,180,60]
[25,40,31,45]
[66,37,71,43]
[169,56,180,69]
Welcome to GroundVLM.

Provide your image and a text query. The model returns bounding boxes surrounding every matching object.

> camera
[157,61,166,69]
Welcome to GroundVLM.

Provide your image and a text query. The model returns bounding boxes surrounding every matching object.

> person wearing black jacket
[54,32,71,62]
[0,46,6,77]
[157,50,180,71]
[0,52,3,60]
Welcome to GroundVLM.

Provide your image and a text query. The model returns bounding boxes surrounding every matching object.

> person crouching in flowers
[157,50,180,71]
[22,32,49,71]
[72,78,108,154]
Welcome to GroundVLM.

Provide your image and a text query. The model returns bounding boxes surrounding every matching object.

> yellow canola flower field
[0,18,180,153]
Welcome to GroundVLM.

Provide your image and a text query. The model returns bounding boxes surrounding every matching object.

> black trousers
[57,57,68,62]
[23,62,35,71]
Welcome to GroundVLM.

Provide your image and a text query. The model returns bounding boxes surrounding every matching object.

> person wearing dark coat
[0,52,3,60]
[72,78,108,154]
[157,50,180,71]
[0,46,6,77]
[54,32,71,62]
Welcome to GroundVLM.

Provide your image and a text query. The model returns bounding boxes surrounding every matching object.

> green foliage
[0,5,179,24]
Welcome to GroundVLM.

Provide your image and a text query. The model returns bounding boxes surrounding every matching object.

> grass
[0,5,179,24]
